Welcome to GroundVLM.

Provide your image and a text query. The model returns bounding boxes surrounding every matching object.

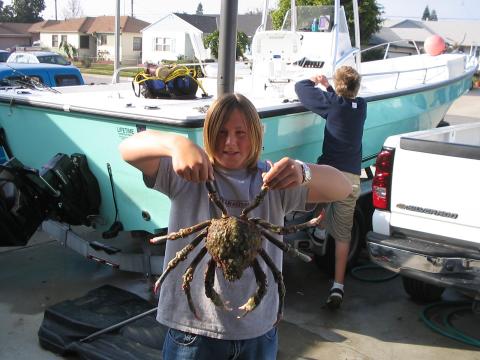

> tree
[422,5,430,20]
[13,0,45,22]
[271,0,383,45]
[59,40,78,60]
[203,30,249,60]
[0,2,15,22]
[429,9,438,21]
[196,2,203,15]
[63,0,83,19]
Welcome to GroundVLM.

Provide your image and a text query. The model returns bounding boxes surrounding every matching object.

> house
[142,13,264,64]
[0,22,38,50]
[30,16,149,65]
[370,18,480,59]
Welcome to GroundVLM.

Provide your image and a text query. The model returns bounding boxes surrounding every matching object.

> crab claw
[273,313,283,327]
[150,234,168,244]
[153,277,161,294]
[237,297,257,318]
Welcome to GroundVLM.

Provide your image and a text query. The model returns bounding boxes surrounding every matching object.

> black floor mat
[38,284,167,359]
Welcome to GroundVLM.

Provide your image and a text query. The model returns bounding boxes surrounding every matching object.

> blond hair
[333,66,361,99]
[203,93,262,170]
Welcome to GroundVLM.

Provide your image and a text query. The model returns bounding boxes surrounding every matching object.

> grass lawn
[73,62,142,77]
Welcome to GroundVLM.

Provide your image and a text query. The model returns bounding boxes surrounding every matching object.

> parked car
[0,63,84,87]
[7,51,70,65]
[0,50,10,62]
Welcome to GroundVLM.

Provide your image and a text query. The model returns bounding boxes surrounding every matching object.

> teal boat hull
[0,70,474,233]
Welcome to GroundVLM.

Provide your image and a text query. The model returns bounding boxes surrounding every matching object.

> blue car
[0,63,84,87]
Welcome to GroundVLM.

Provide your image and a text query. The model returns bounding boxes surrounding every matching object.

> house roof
[421,20,480,46]
[28,20,61,33]
[0,22,35,36]
[28,16,149,34]
[237,14,265,37]
[374,18,480,47]
[173,13,266,38]
[174,13,218,33]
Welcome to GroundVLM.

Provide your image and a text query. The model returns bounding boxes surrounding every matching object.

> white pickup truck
[366,122,480,305]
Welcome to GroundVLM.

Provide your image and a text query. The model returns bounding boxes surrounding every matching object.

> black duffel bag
[0,158,50,246]
[0,153,101,246]
[40,153,100,226]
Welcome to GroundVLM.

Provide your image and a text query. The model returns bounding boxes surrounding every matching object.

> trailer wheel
[314,208,365,277]
[401,276,445,302]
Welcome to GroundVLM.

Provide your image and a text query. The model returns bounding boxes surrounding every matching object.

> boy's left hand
[262,157,303,189]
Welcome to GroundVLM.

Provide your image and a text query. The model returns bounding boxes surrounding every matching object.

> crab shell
[205,217,262,282]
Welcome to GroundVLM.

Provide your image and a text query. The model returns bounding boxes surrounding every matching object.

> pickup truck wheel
[314,208,365,277]
[401,276,445,302]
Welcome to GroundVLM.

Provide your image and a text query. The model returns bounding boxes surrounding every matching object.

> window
[133,37,142,51]
[52,35,58,47]
[154,37,175,52]
[99,34,107,46]
[37,54,70,65]
[5,75,43,85]
[55,74,81,86]
[80,35,89,49]
[61,35,67,45]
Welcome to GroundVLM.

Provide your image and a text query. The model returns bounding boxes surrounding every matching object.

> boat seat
[252,31,302,82]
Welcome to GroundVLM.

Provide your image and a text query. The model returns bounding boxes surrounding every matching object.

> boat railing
[361,64,451,90]
[360,39,421,60]
[335,47,360,67]
[110,66,144,84]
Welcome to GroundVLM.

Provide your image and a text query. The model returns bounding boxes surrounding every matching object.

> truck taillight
[372,147,395,210]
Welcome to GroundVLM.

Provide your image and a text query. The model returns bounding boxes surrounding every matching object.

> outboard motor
[0,153,100,246]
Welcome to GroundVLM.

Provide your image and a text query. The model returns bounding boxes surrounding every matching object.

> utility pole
[55,0,57,20]
[131,0,133,17]
[114,0,120,83]
[217,0,238,96]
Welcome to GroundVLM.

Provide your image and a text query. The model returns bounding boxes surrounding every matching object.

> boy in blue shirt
[295,66,367,309]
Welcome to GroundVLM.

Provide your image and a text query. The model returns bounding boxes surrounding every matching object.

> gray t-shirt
[148,158,308,340]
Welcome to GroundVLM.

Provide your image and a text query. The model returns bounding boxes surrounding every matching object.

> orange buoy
[424,35,446,56]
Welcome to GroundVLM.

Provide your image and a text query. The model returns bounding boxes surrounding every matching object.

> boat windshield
[282,6,335,32]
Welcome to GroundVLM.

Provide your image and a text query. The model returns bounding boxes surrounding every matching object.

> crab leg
[205,258,232,311]
[205,181,228,217]
[259,228,312,262]
[240,184,270,218]
[251,209,325,235]
[150,220,211,244]
[153,230,207,293]
[238,258,267,318]
[258,248,285,325]
[183,246,208,320]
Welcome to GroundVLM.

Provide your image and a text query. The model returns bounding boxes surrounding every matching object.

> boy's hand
[262,157,303,190]
[172,138,214,182]
[310,74,330,88]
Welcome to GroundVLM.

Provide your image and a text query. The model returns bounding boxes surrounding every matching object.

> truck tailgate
[389,127,480,244]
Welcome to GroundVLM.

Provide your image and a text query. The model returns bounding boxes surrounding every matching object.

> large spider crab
[150,181,324,322]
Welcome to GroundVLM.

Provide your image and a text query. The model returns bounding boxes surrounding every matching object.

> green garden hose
[421,301,480,348]
[350,263,398,282]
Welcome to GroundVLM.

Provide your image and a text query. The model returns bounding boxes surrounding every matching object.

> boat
[0,0,477,274]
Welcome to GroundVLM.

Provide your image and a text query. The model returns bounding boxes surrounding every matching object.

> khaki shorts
[321,171,360,243]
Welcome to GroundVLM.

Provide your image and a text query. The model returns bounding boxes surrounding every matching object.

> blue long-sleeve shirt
[295,79,367,175]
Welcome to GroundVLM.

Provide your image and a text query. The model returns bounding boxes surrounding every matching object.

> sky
[3,0,479,23]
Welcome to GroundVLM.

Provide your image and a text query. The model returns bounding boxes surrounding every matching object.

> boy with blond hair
[295,66,367,310]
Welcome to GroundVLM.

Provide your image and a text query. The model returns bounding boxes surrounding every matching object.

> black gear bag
[0,158,50,246]
[0,153,101,246]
